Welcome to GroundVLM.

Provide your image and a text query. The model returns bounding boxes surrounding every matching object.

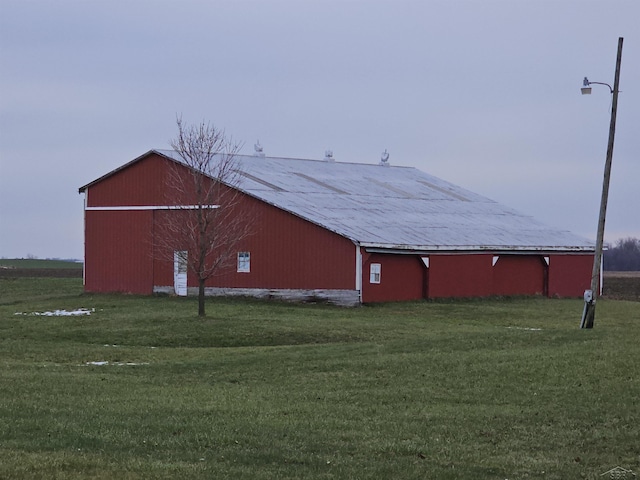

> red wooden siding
[223,194,356,289]
[84,210,153,294]
[492,255,546,296]
[152,193,356,290]
[86,154,170,207]
[548,254,593,297]
[428,254,493,298]
[361,253,424,303]
[358,252,591,303]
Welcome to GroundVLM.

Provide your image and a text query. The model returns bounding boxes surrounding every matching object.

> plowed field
[0,268,82,278]
[603,271,640,301]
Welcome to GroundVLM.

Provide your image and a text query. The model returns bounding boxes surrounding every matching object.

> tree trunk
[198,277,206,317]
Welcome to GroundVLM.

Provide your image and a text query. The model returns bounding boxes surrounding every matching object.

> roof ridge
[154,149,416,169]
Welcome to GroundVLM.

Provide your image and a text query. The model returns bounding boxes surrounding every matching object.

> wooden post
[580,37,623,329]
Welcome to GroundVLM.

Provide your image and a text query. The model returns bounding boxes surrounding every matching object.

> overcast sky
[1,0,638,260]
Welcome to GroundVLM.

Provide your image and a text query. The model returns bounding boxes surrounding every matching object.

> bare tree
[604,237,640,271]
[159,118,251,316]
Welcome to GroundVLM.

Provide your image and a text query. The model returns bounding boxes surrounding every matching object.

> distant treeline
[604,237,640,271]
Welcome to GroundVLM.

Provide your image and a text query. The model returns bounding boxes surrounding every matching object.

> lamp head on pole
[581,77,592,95]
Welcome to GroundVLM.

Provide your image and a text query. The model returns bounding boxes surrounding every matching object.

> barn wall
[84,210,153,294]
[361,253,424,303]
[548,254,593,297]
[86,154,170,207]
[359,252,584,303]
[152,192,357,291]
[227,195,356,289]
[492,255,546,296]
[428,254,494,298]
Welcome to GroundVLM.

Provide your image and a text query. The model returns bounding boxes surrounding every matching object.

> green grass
[1,278,639,479]
[0,258,83,269]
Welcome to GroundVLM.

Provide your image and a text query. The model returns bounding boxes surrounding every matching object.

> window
[237,252,250,273]
[370,263,381,284]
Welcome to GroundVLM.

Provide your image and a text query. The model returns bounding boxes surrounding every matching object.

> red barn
[78,150,594,305]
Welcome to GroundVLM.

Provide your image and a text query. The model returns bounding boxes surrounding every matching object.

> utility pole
[580,37,623,329]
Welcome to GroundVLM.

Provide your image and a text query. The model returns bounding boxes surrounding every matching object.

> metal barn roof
[155,149,593,253]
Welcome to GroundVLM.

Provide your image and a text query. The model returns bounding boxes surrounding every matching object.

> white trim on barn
[355,244,363,300]
[363,245,593,254]
[85,205,220,211]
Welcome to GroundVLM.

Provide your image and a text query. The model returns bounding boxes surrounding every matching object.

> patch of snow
[15,308,95,317]
[84,361,149,366]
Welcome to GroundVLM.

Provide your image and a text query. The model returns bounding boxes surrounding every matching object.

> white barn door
[174,250,188,296]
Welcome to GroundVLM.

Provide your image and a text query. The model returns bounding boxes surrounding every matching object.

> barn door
[174,250,188,296]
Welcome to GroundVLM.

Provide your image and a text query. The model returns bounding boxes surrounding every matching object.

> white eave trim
[85,205,220,211]
[361,243,595,254]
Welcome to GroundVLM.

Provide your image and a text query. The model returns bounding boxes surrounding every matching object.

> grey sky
[1,0,638,260]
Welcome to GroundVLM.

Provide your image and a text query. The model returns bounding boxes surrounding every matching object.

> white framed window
[370,263,381,284]
[237,252,250,273]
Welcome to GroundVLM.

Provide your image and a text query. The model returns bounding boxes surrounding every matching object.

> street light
[582,77,613,95]
[580,37,623,329]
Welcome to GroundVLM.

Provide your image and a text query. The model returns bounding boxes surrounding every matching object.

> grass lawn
[1,278,639,479]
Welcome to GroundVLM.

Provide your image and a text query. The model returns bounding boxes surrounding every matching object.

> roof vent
[254,140,265,157]
[324,150,334,162]
[379,149,390,167]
